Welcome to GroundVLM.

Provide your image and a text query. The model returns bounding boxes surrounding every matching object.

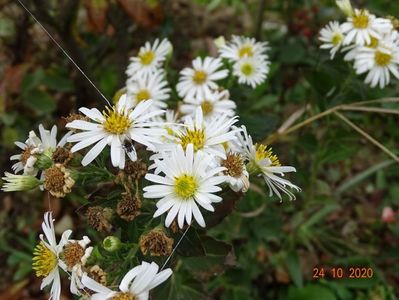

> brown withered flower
[139,228,174,257]
[88,265,107,286]
[52,146,73,165]
[86,206,114,232]
[43,163,75,198]
[116,193,142,221]
[123,160,147,181]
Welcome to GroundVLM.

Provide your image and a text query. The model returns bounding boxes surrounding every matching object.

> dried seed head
[123,160,147,180]
[64,113,89,124]
[221,152,245,178]
[139,228,174,257]
[88,265,107,286]
[62,242,85,270]
[86,206,114,232]
[43,163,75,198]
[116,193,142,221]
[52,146,73,165]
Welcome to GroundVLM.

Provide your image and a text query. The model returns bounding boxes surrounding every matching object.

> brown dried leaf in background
[84,0,109,33]
[117,0,164,29]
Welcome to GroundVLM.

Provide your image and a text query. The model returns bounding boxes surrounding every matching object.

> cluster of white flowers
[32,212,171,300]
[2,36,298,300]
[319,0,399,88]
[219,35,270,88]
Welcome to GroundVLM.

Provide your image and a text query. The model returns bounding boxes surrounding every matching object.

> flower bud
[35,153,53,170]
[103,236,121,252]
[1,172,41,192]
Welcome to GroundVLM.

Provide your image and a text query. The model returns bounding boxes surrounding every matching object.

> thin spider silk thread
[161,225,191,271]
[16,0,112,107]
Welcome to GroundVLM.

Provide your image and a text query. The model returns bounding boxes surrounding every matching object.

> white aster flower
[60,236,93,296]
[66,95,165,169]
[233,56,269,88]
[160,107,238,160]
[10,124,70,175]
[353,31,399,88]
[319,21,345,59]
[81,261,172,300]
[176,56,228,99]
[126,38,172,79]
[341,9,393,46]
[235,126,300,200]
[32,212,72,300]
[1,172,41,192]
[144,144,226,228]
[126,69,171,110]
[180,89,236,120]
[219,35,269,62]
[336,0,354,17]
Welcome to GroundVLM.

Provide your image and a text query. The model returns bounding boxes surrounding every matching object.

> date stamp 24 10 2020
[313,267,374,279]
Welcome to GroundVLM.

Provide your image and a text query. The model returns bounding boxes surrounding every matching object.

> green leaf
[287,284,336,300]
[286,250,303,288]
[176,228,205,257]
[43,73,74,92]
[21,68,45,94]
[23,89,56,114]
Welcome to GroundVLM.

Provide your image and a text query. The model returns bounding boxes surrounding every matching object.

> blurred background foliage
[0,0,399,299]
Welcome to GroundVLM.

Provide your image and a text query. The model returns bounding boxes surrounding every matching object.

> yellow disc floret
[193,70,207,85]
[103,107,132,135]
[331,33,343,46]
[352,10,369,29]
[179,129,205,151]
[174,174,198,199]
[139,51,155,65]
[111,292,136,300]
[238,45,254,58]
[32,242,57,277]
[375,50,392,66]
[255,144,281,166]
[136,89,151,103]
[201,100,214,115]
[367,37,379,48]
[241,63,254,76]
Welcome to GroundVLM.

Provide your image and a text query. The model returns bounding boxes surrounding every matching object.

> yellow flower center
[139,51,155,65]
[352,11,369,29]
[241,63,254,76]
[238,45,254,58]
[255,144,281,166]
[331,33,343,46]
[32,242,57,278]
[192,70,207,85]
[103,107,132,135]
[136,89,151,103]
[375,50,392,66]
[179,129,205,151]
[367,37,379,48]
[174,174,198,199]
[201,100,214,115]
[111,292,136,300]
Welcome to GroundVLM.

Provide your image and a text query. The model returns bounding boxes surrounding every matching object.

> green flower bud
[1,172,41,192]
[103,236,121,252]
[36,153,53,170]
